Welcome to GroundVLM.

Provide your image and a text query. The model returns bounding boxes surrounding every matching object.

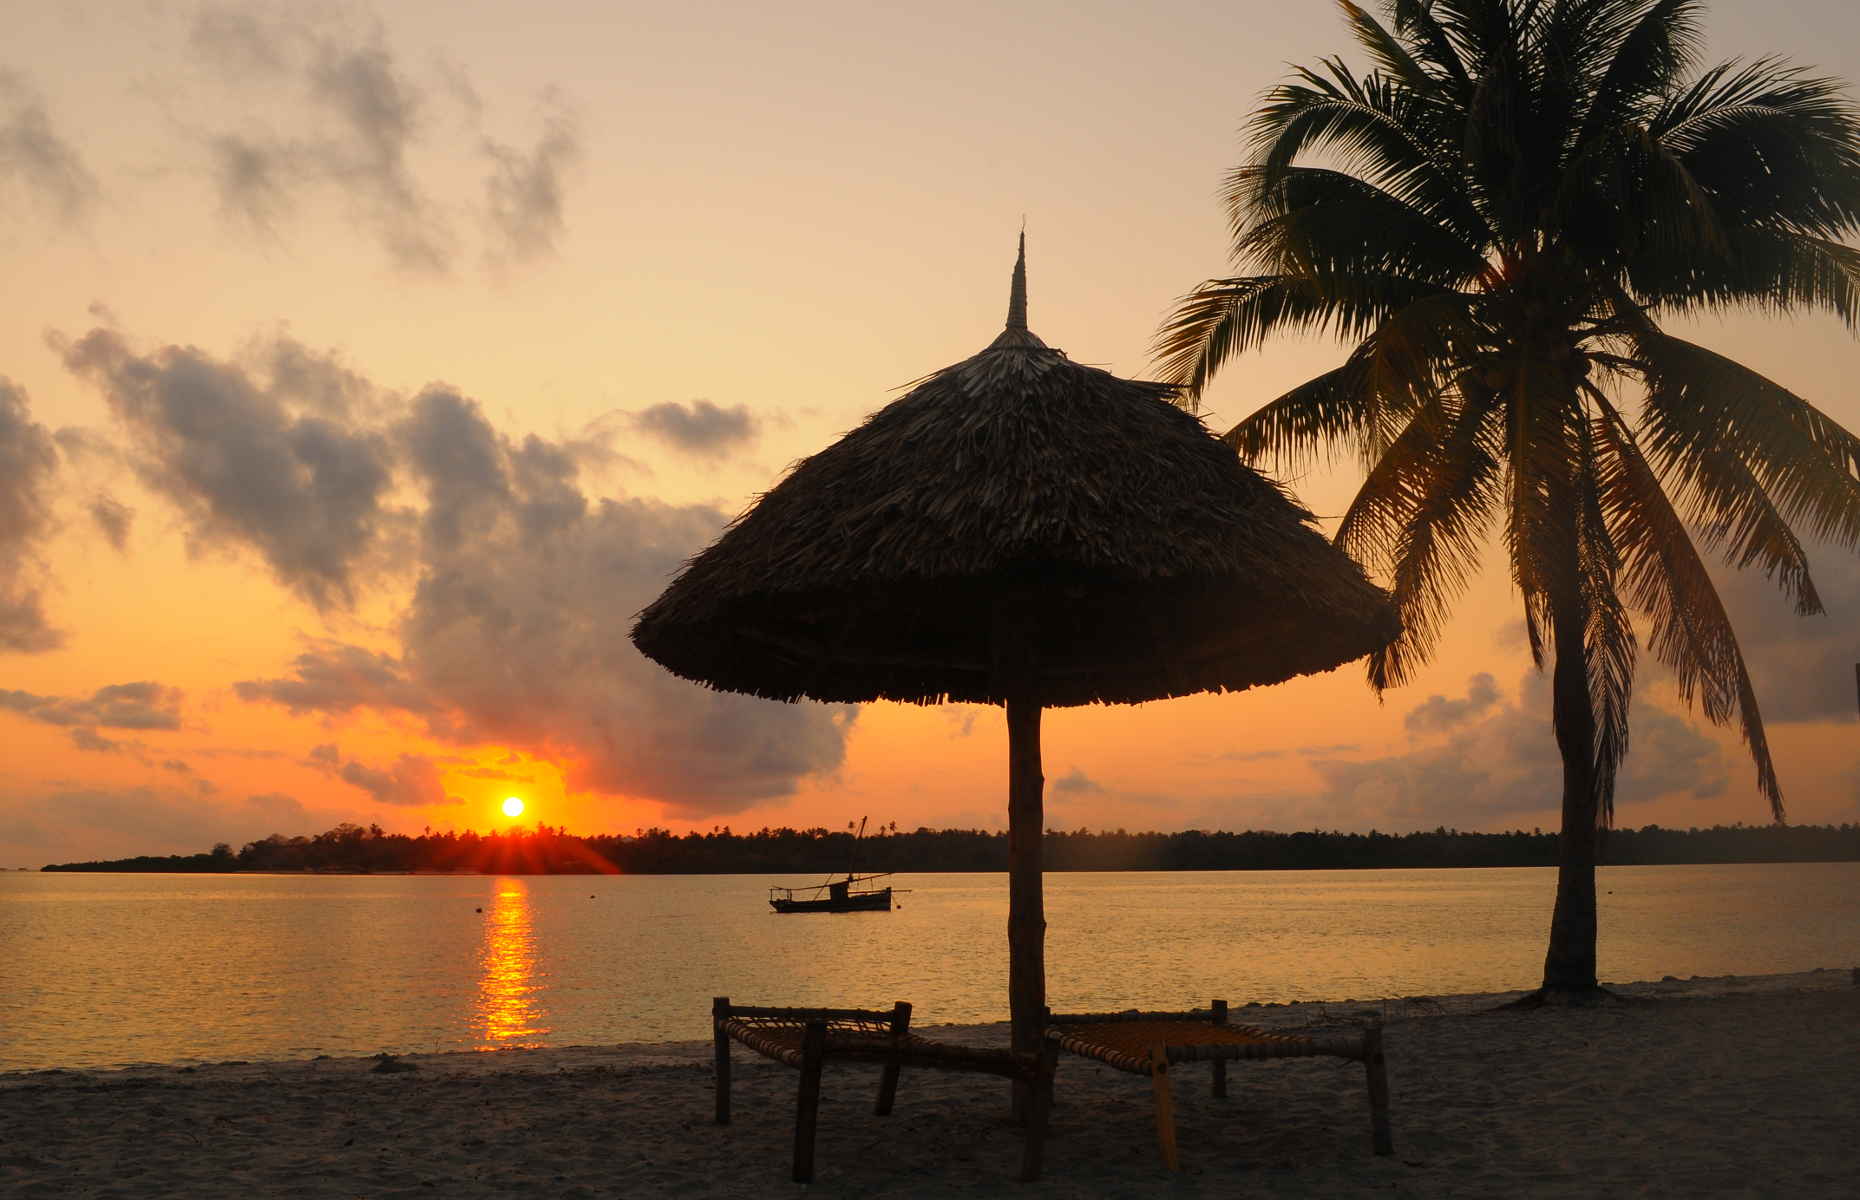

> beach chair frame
[712,996,1058,1182]
[1045,998,1392,1170]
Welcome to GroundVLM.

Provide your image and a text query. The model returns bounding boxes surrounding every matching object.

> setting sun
[501,797,525,819]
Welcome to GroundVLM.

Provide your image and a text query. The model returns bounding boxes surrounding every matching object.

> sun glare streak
[472,879,547,1046]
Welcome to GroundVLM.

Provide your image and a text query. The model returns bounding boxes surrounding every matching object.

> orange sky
[4,0,1859,866]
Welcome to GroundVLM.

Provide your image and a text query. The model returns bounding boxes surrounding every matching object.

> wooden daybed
[712,997,1058,1182]
[1046,999,1393,1170]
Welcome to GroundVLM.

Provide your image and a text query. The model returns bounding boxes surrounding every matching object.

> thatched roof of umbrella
[632,237,1397,1123]
[633,240,1397,706]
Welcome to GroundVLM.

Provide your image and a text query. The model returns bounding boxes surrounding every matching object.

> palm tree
[1157,0,1860,1000]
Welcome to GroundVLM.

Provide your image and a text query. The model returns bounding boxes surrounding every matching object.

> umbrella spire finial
[1006,230,1027,330]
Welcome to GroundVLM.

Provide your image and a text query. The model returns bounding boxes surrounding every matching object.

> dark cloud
[70,727,130,754]
[338,754,452,807]
[1404,672,1500,734]
[0,69,97,225]
[0,377,63,653]
[453,765,531,782]
[58,328,400,611]
[161,759,193,774]
[1052,768,1103,794]
[222,386,856,813]
[1,681,184,730]
[308,39,450,273]
[235,641,438,718]
[483,96,580,263]
[398,387,511,554]
[45,316,846,814]
[188,5,293,79]
[88,495,134,552]
[187,5,575,273]
[307,742,341,766]
[1305,672,1725,830]
[396,392,855,815]
[632,400,759,457]
[1713,546,1860,724]
[207,133,301,238]
[0,786,319,866]
[246,336,379,422]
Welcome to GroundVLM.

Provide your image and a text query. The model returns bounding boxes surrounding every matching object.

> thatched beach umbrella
[632,237,1398,1082]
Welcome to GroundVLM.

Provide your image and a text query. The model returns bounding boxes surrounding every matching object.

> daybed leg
[876,1000,911,1115]
[1211,999,1228,1099]
[1364,1024,1393,1156]
[712,996,731,1125]
[1017,1041,1059,1182]
[793,1019,828,1183]
[1149,1044,1179,1172]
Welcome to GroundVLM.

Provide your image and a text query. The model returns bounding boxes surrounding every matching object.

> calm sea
[1,863,1855,1072]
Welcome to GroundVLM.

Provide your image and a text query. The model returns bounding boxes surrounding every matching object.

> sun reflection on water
[473,878,548,1047]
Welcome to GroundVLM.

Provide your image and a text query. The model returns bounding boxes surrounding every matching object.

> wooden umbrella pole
[1006,691,1045,1122]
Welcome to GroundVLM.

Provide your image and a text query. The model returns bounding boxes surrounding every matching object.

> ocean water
[1,862,1854,1072]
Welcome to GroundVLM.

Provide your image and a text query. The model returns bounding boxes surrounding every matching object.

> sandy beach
[3,969,1855,1198]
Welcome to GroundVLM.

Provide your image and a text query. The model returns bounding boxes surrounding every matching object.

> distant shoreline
[30,820,1860,875]
[22,858,1860,877]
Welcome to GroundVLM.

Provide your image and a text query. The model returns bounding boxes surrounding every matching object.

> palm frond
[1631,330,1860,553]
[1653,61,1860,236]
[1334,385,1505,690]
[1591,396,1784,817]
[1576,0,1705,145]
[1340,1,1437,94]
[1220,289,1481,469]
[1246,66,1487,243]
[1230,165,1490,285]
[1575,401,1637,815]
[1631,227,1860,326]
[1155,271,1450,403]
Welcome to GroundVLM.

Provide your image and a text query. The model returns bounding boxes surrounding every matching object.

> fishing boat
[768,872,895,913]
[768,817,903,913]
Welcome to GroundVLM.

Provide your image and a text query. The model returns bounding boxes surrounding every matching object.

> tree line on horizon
[38,819,1860,875]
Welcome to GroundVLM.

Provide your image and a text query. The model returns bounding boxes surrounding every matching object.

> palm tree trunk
[1541,586,1604,996]
[1006,693,1045,1119]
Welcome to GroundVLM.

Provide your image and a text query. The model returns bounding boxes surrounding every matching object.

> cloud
[0,69,97,225]
[207,133,302,239]
[58,328,401,611]
[50,319,851,815]
[0,785,322,867]
[395,391,854,814]
[307,37,450,272]
[1712,545,1860,724]
[1053,767,1103,794]
[186,5,576,273]
[631,400,760,457]
[0,378,63,653]
[88,495,134,552]
[0,681,184,730]
[1303,672,1725,830]
[70,727,131,754]
[483,95,580,262]
[235,641,439,719]
[338,753,452,807]
[1404,672,1500,734]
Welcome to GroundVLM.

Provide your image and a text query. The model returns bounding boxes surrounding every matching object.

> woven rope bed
[711,998,1055,1182]
[1046,1002,1393,1170]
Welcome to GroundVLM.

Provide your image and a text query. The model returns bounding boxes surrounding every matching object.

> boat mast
[848,816,866,880]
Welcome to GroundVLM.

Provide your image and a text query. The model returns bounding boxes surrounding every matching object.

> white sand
[3,969,1855,1198]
